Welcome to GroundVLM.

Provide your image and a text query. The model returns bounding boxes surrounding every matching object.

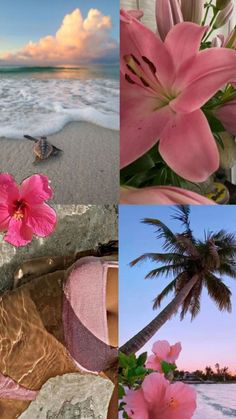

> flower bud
[156,0,183,40]
[181,0,204,24]
[216,0,232,10]
[214,1,234,28]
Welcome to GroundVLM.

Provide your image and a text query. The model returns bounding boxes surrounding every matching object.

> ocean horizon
[0,64,119,138]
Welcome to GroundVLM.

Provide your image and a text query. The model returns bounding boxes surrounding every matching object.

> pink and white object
[0,373,37,400]
[63,256,118,372]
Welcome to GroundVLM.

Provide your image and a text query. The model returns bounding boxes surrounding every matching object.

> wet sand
[0,122,119,204]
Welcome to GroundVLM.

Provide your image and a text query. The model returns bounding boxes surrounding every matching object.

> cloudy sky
[0,0,119,65]
[120,205,236,373]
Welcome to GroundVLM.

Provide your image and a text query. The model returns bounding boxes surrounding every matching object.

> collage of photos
[0,0,236,418]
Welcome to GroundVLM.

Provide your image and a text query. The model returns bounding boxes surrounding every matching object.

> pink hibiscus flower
[120,186,215,205]
[146,340,182,372]
[124,373,196,419]
[0,173,57,247]
[121,11,236,182]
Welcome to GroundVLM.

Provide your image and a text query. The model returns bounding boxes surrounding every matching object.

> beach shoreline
[0,121,119,204]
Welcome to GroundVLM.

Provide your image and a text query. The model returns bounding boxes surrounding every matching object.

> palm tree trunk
[120,274,199,355]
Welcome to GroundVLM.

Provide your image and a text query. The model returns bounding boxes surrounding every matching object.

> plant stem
[202,0,213,26]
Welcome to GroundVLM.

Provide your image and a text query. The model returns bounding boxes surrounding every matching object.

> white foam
[0,76,119,138]
[193,384,236,418]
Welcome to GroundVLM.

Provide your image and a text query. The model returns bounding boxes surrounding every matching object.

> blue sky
[120,205,236,373]
[0,1,119,52]
[0,1,119,64]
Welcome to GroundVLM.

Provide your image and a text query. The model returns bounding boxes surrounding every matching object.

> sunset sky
[0,0,119,65]
[120,205,236,374]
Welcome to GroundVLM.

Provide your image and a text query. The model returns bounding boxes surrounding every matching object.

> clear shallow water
[0,65,119,138]
[193,384,236,418]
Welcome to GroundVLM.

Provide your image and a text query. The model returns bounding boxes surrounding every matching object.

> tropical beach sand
[0,122,119,204]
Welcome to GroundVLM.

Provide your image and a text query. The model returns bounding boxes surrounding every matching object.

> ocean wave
[193,384,236,418]
[0,75,119,137]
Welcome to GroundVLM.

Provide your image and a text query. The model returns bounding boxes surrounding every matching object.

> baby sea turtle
[24,135,63,163]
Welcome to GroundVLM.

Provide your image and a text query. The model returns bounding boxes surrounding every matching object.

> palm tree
[120,206,236,355]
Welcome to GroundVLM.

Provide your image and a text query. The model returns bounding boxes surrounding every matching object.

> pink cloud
[0,8,118,65]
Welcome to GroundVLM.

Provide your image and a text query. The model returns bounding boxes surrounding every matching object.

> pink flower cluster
[0,174,57,246]
[123,340,197,419]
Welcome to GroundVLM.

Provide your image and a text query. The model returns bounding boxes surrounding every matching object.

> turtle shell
[33,139,53,160]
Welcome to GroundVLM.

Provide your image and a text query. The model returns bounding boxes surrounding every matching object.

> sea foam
[0,72,119,138]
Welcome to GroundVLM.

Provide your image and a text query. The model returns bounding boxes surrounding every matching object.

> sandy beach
[0,122,119,204]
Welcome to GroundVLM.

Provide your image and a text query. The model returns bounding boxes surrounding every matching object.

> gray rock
[0,204,117,292]
[19,373,114,419]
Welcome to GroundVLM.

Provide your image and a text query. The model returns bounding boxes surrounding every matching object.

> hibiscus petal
[4,219,33,247]
[20,174,53,205]
[124,388,148,419]
[120,9,175,88]
[165,22,207,70]
[168,342,182,363]
[121,76,174,168]
[0,173,19,203]
[0,204,11,231]
[159,109,219,182]
[26,203,57,237]
[142,373,168,408]
[172,48,236,113]
[165,382,197,418]
[152,340,170,359]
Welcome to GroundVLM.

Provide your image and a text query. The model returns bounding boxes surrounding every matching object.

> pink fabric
[63,257,118,372]
[0,372,37,400]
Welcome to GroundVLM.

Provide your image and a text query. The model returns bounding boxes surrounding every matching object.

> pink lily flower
[146,340,182,372]
[120,11,236,182]
[156,0,183,40]
[0,173,57,247]
[124,373,197,419]
[127,9,144,20]
[120,186,215,205]
[215,99,236,135]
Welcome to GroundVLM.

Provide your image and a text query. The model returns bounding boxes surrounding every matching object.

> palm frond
[142,218,183,253]
[215,262,236,279]
[175,234,199,257]
[205,273,232,312]
[130,252,187,267]
[153,279,176,309]
[145,264,184,279]
[172,205,194,240]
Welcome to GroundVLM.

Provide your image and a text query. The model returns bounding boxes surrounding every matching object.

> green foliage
[118,351,177,418]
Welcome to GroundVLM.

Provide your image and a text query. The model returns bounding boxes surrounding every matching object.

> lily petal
[121,76,174,168]
[4,218,33,247]
[159,110,219,182]
[165,22,207,70]
[120,186,215,205]
[120,9,175,88]
[20,174,53,204]
[215,99,236,135]
[173,48,236,113]
[26,203,57,237]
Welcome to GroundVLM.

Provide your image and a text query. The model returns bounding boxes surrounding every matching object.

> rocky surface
[0,205,118,292]
[18,373,114,419]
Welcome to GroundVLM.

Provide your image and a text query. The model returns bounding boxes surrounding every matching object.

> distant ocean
[0,65,119,138]
[193,384,236,418]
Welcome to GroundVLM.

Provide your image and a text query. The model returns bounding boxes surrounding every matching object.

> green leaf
[119,352,130,368]
[127,352,137,368]
[135,366,147,376]
[121,153,155,181]
[161,361,177,374]
[137,352,147,367]
[118,384,126,399]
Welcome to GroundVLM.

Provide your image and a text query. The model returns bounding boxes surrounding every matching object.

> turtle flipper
[52,145,63,155]
[24,135,38,142]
